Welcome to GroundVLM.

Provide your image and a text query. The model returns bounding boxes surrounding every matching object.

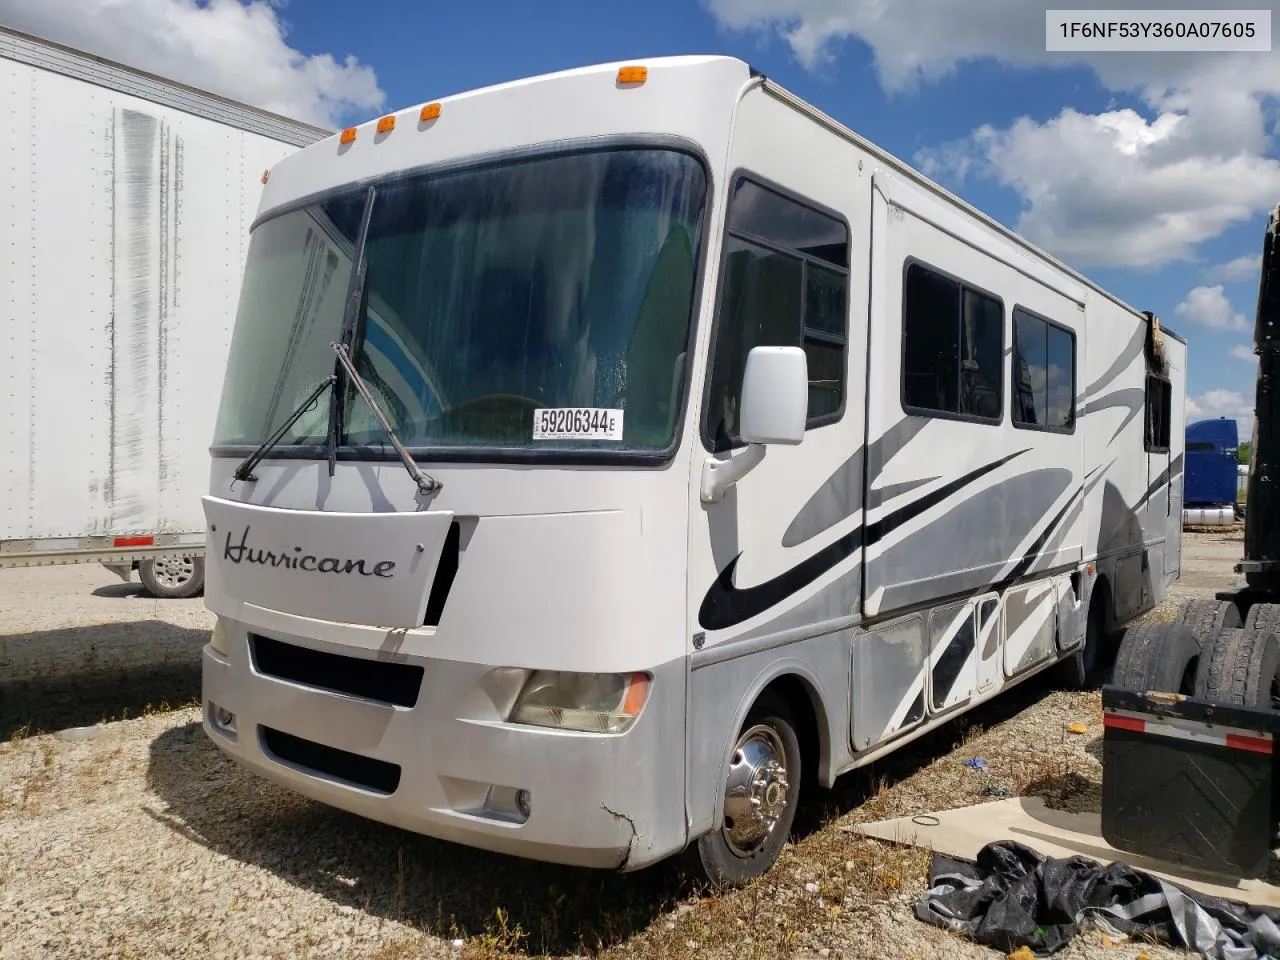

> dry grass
[410,679,1108,960]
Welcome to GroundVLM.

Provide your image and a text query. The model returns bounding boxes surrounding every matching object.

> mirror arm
[700,443,767,503]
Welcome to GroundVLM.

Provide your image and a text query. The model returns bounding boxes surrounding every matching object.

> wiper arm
[233,374,337,483]
[330,341,442,496]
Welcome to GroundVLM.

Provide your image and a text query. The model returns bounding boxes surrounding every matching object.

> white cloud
[1209,254,1263,282]
[1232,344,1258,362]
[3,0,385,128]
[707,0,1280,269]
[918,108,1280,268]
[1174,285,1249,330]
[1186,388,1254,436]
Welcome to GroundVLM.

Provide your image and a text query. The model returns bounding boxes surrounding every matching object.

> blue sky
[7,0,1276,435]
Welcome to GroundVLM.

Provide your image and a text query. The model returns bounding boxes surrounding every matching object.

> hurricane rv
[200,55,1187,885]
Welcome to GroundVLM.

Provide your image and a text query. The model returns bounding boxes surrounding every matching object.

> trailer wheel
[1110,621,1201,696]
[138,556,205,599]
[1193,628,1280,710]
[1179,598,1243,641]
[696,692,801,888]
[1245,602,1280,634]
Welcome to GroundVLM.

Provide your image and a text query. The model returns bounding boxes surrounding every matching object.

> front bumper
[200,620,686,871]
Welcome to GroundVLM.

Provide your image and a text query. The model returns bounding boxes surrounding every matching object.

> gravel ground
[0,534,1247,960]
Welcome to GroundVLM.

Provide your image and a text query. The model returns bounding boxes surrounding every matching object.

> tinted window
[1146,374,1172,451]
[706,179,850,451]
[727,180,848,267]
[1012,308,1076,431]
[902,263,1003,421]
[213,149,709,453]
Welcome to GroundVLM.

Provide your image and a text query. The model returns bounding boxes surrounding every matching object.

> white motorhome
[0,27,327,597]
[200,56,1186,885]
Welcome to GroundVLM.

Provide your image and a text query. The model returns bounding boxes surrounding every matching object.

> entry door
[687,85,871,651]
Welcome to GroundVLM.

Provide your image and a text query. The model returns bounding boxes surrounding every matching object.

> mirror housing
[700,345,808,503]
[739,345,808,446]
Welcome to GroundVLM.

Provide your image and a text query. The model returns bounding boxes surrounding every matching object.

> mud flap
[1101,686,1280,879]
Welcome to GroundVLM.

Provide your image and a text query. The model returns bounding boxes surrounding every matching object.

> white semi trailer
[0,26,328,596]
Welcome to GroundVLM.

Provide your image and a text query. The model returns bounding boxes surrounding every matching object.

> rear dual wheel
[1194,628,1280,711]
[1110,621,1201,696]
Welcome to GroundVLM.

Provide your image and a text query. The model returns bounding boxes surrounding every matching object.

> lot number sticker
[533,408,624,441]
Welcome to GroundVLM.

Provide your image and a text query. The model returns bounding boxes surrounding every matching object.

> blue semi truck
[1183,416,1240,526]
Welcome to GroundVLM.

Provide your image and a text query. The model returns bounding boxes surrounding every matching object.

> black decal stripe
[900,691,925,729]
[996,487,1084,592]
[864,449,1030,548]
[699,526,864,632]
[698,449,1030,631]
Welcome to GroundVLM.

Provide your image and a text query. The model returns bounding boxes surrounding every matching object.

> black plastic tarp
[914,840,1280,959]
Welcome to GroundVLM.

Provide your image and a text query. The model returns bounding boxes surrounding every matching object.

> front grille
[250,634,424,707]
[260,726,401,794]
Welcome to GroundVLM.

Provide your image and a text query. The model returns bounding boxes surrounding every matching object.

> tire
[138,556,205,599]
[696,693,802,888]
[1179,598,1243,642]
[1245,602,1280,634]
[1057,588,1108,689]
[1110,621,1201,696]
[1193,628,1280,709]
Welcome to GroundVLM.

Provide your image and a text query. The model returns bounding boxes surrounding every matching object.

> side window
[1145,374,1172,451]
[1011,307,1076,432]
[705,178,850,452]
[901,262,1003,422]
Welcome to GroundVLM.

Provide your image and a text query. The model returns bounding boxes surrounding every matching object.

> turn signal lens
[509,670,651,734]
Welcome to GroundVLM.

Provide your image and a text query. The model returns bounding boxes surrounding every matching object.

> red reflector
[1103,713,1145,733]
[113,535,154,548]
[1225,733,1273,755]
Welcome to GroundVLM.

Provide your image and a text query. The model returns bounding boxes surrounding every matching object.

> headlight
[209,618,229,657]
[509,671,650,734]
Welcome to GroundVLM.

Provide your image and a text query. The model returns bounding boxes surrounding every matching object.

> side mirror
[700,345,808,503]
[739,345,808,446]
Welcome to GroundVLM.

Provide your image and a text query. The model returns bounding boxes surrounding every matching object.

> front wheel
[138,556,205,599]
[696,693,801,888]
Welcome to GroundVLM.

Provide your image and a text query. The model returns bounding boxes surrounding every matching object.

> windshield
[213,147,708,456]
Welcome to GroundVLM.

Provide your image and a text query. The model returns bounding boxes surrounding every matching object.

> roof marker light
[419,102,441,122]
[617,65,648,85]
[376,115,395,134]
[261,169,269,184]
[339,127,357,145]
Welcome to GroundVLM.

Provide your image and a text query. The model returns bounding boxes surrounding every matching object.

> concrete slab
[854,796,1280,909]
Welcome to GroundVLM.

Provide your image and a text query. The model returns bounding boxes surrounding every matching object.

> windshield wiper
[330,341,442,496]
[233,374,337,484]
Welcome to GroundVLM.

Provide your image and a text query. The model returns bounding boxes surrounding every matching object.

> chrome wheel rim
[152,557,194,589]
[721,723,790,858]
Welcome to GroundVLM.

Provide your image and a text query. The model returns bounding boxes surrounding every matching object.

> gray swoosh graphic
[1082,324,1144,401]
[782,417,928,547]
[1080,387,1145,446]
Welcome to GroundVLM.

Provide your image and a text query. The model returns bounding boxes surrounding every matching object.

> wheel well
[758,674,822,789]
[1090,574,1114,628]
[1089,573,1121,664]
